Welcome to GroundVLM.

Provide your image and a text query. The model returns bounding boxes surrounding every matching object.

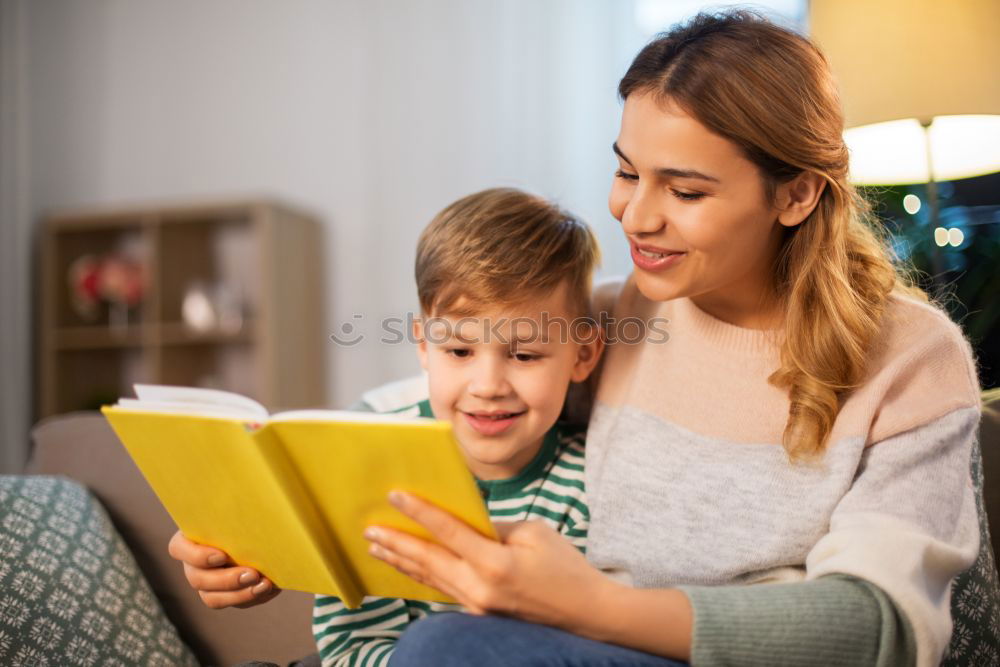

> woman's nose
[620,187,667,237]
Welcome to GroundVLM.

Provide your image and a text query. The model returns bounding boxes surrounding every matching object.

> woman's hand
[364,491,618,633]
[167,531,281,609]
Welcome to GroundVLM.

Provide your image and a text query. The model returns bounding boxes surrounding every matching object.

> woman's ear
[570,325,605,383]
[776,171,826,228]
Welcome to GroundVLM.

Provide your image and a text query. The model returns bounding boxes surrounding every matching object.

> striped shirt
[312,399,588,667]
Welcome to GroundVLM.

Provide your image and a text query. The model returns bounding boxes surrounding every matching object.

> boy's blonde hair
[415,188,600,318]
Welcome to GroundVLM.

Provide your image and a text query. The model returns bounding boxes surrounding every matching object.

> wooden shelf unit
[38,199,326,418]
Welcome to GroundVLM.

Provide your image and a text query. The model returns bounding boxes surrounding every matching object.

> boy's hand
[167,530,282,609]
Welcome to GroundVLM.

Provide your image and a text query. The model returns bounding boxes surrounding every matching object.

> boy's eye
[512,352,541,362]
[446,348,471,358]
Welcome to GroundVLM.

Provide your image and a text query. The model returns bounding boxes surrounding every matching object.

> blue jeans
[389,613,688,666]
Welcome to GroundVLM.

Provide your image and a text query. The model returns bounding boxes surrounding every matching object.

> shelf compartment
[158,321,254,346]
[158,342,259,398]
[50,223,153,329]
[53,348,149,413]
[53,325,147,350]
[157,217,259,326]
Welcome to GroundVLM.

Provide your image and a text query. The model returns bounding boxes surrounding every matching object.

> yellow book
[102,384,496,609]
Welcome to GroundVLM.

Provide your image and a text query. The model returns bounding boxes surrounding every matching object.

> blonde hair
[619,10,926,461]
[415,188,600,319]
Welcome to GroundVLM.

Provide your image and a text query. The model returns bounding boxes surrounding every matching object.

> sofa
[2,388,999,666]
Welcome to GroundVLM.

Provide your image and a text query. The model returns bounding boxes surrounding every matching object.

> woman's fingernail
[251,579,271,595]
[388,491,405,507]
[238,571,259,586]
[369,544,383,558]
[207,553,227,567]
[364,527,381,541]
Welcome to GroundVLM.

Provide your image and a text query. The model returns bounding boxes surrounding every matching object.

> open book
[101,384,495,608]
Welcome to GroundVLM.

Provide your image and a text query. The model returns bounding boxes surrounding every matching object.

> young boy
[312,187,603,666]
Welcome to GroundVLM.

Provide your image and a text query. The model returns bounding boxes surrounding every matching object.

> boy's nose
[467,357,511,399]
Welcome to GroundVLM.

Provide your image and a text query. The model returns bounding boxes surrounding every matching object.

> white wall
[1,1,809,470]
[18,0,644,416]
[1,0,33,473]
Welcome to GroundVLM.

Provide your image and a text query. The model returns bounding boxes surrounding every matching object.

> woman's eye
[672,190,705,201]
[615,169,638,181]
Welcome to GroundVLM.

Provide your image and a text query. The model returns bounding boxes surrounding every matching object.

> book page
[131,384,269,420]
[114,398,259,421]
[269,409,432,423]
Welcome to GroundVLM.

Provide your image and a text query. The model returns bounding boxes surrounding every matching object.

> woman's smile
[630,240,687,272]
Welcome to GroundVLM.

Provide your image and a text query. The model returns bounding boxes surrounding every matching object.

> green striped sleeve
[533,431,589,551]
[313,596,409,666]
[533,486,589,514]
[523,504,585,525]
[543,472,584,493]
[357,640,394,667]
[553,457,585,473]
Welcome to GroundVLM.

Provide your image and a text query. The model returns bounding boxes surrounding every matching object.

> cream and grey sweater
[586,276,981,666]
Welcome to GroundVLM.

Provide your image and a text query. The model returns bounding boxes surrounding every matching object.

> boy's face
[415,282,602,481]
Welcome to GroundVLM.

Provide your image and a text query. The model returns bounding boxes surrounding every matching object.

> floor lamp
[810,0,1000,287]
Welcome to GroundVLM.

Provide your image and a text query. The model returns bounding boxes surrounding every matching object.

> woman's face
[609,92,789,322]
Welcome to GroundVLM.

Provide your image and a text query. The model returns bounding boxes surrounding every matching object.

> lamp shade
[810,0,1000,129]
[810,0,1000,185]
[843,115,1000,185]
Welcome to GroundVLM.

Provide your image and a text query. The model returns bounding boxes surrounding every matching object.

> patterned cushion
[0,475,197,667]
[942,437,1000,665]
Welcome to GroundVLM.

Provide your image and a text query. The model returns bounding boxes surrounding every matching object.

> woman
[173,11,980,666]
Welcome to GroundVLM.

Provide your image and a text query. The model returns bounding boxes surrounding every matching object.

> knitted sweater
[586,276,981,667]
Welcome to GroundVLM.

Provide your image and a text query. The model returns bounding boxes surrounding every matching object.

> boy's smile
[415,281,601,480]
[462,409,526,436]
